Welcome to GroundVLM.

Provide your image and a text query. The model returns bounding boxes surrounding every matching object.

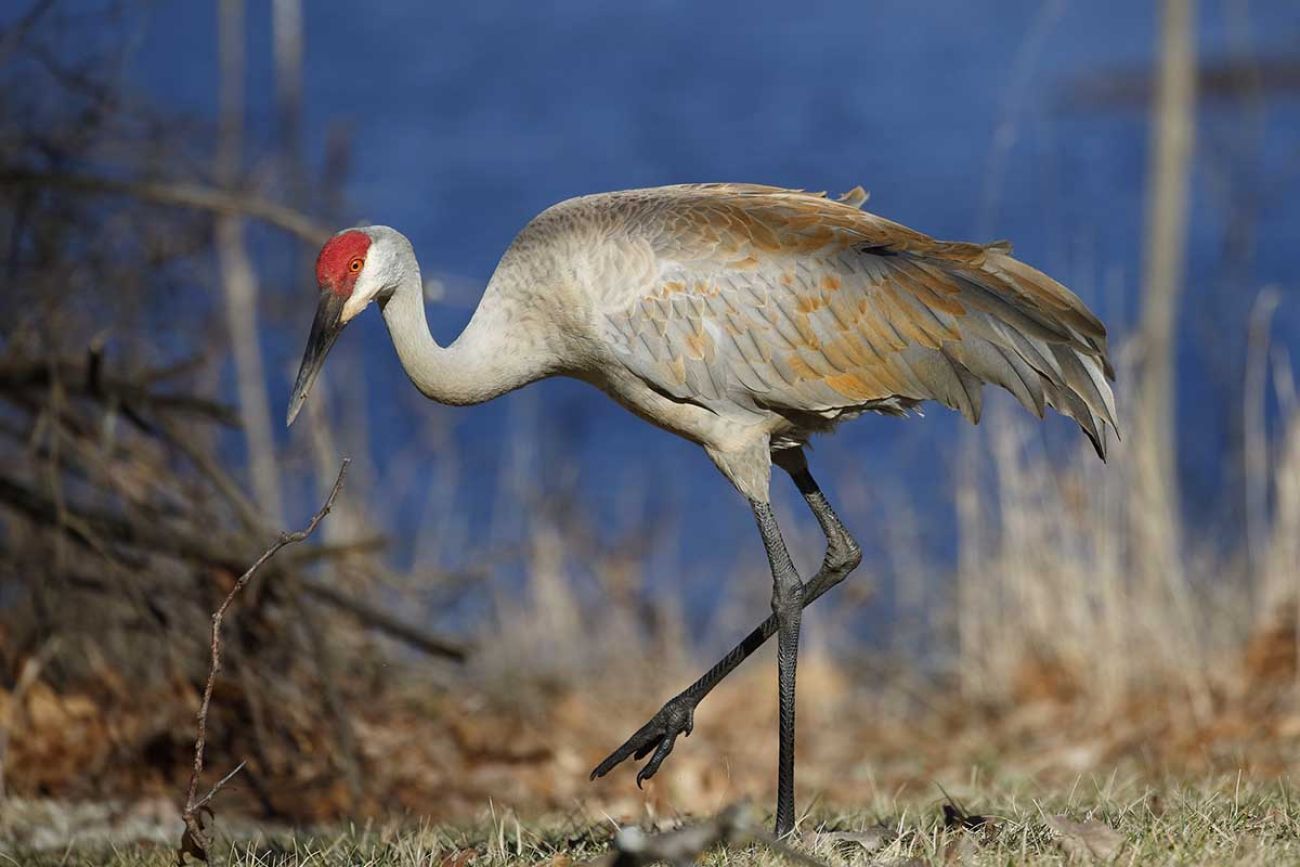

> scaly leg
[591,452,862,832]
[753,498,804,835]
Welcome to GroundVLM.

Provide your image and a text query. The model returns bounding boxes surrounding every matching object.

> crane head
[287,229,373,426]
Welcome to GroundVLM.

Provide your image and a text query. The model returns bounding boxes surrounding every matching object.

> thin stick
[0,169,334,245]
[0,470,468,661]
[178,459,349,863]
[192,760,247,812]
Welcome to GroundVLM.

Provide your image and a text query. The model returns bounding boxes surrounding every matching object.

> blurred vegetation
[0,0,1298,861]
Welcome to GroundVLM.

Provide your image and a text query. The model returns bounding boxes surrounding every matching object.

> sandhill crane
[287,183,1117,836]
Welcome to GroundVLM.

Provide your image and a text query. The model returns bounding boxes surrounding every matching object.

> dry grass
[6,773,1299,865]
[3,390,1299,833]
[954,357,1300,712]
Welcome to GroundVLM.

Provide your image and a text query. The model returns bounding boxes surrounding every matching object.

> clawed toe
[590,696,697,785]
[634,734,678,787]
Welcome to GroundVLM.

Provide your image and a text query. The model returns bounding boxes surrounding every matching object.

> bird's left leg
[591,450,859,812]
[752,497,805,836]
[596,495,807,835]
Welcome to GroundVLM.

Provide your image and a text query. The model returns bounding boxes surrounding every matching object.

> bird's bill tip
[287,290,346,428]
[285,392,306,427]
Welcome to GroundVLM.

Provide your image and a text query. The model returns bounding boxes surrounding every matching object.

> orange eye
[348,257,363,273]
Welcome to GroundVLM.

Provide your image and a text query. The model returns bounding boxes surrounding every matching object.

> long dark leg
[590,453,862,817]
[752,498,803,835]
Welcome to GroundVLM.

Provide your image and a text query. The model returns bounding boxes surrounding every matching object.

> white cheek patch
[340,269,379,323]
[340,291,370,324]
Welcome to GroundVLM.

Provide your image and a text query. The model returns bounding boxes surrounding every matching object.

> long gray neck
[379,263,542,407]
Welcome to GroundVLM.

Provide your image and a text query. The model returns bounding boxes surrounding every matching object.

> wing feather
[596,184,1117,456]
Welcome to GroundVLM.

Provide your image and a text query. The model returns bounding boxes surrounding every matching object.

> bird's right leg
[589,448,862,785]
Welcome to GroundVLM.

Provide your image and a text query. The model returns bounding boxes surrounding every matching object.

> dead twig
[190,760,247,814]
[0,358,239,427]
[0,168,334,245]
[0,469,469,660]
[299,575,467,662]
[178,459,349,865]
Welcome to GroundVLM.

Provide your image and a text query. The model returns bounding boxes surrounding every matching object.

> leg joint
[834,534,863,572]
[823,525,863,573]
[771,567,804,614]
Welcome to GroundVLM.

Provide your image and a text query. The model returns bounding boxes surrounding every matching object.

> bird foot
[590,693,697,787]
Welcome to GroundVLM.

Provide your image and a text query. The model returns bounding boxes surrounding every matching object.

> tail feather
[906,249,1120,459]
[973,251,1119,459]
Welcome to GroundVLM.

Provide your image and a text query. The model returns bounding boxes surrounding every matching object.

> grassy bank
[7,773,1297,866]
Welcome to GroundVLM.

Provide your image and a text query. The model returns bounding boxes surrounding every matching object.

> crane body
[289,182,1117,836]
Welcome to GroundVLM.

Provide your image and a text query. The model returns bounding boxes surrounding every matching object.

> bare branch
[300,575,467,662]
[0,169,334,245]
[0,474,468,661]
[191,760,247,812]
[0,0,54,67]
[0,358,239,427]
[178,459,349,865]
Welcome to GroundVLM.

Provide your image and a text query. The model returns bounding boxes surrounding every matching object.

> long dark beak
[287,290,346,427]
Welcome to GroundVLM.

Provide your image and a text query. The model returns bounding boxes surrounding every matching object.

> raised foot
[590,694,697,788]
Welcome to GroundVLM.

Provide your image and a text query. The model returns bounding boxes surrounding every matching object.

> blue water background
[97,0,1300,643]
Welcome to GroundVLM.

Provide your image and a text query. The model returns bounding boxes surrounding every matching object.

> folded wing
[601,184,1118,458]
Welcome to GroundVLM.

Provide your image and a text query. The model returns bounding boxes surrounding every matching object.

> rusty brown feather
[598,183,1117,457]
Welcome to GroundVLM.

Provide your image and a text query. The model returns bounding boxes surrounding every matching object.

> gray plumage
[289,181,1119,838]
